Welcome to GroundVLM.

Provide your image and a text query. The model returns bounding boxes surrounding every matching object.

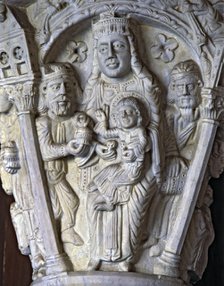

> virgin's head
[92,12,141,80]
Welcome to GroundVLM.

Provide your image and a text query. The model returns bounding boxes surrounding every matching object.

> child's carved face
[75,112,88,127]
[118,105,138,129]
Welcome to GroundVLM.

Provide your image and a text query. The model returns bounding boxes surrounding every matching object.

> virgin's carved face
[46,77,73,116]
[173,75,201,109]
[118,105,138,129]
[97,33,131,78]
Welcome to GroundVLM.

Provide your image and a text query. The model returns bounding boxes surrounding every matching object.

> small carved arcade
[1,1,224,285]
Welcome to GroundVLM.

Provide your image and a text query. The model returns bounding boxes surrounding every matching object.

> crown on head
[92,12,132,39]
[170,60,202,82]
[41,63,75,83]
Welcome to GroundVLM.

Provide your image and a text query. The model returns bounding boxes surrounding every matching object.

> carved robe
[167,105,200,161]
[181,174,214,281]
[36,114,80,237]
[84,71,163,181]
[87,126,156,264]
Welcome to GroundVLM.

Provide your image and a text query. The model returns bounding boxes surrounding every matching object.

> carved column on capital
[160,85,224,273]
[4,82,72,275]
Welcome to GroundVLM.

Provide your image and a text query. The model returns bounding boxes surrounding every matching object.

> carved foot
[61,228,84,246]
[31,254,46,280]
[32,269,39,281]
[143,237,158,249]
[32,266,46,280]
[87,258,101,271]
[148,240,165,257]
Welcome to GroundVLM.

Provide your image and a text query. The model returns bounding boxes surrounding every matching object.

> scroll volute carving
[0,3,224,286]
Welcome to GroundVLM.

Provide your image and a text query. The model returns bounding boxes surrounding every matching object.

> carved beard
[176,95,198,109]
[51,101,71,116]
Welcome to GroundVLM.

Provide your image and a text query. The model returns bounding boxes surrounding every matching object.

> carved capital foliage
[1,1,224,285]
[4,82,36,113]
[200,87,224,121]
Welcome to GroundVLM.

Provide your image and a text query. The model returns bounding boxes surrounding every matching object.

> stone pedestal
[32,272,187,286]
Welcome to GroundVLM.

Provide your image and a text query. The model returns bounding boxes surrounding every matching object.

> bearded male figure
[166,60,202,161]
[146,60,202,257]
[36,63,95,248]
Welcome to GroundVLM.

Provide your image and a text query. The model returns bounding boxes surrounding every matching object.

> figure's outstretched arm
[94,109,119,139]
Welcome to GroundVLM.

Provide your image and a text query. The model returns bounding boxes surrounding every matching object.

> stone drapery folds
[1,1,224,285]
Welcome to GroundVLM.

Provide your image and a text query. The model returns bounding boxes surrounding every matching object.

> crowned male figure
[36,63,95,248]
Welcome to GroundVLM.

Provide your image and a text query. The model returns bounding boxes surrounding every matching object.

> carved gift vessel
[1,0,224,285]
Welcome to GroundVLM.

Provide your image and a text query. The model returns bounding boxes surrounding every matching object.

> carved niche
[1,1,224,285]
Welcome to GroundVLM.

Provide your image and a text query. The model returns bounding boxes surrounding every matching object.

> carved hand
[66,139,89,157]
[167,157,188,177]
[95,109,107,122]
[106,140,117,151]
[96,143,116,161]
[122,148,137,162]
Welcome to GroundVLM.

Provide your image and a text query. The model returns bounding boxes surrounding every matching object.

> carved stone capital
[1,1,224,285]
[4,82,36,114]
[200,87,224,121]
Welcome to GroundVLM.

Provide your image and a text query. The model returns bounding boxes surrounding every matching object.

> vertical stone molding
[1,1,224,285]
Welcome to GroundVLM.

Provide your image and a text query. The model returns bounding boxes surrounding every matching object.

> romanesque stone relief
[1,1,224,285]
[66,40,88,64]
[151,34,179,63]
[0,87,46,280]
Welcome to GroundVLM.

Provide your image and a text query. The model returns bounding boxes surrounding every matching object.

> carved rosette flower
[151,33,178,63]
[66,40,88,63]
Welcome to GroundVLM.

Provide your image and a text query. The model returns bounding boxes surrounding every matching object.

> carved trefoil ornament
[0,1,224,285]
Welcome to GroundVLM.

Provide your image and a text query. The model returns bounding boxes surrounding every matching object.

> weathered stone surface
[31,272,187,286]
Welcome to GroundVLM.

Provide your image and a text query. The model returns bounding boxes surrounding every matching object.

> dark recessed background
[196,174,224,286]
[0,187,32,286]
